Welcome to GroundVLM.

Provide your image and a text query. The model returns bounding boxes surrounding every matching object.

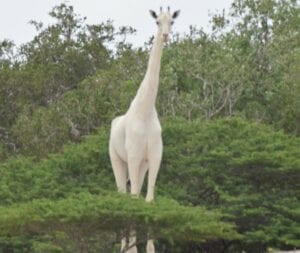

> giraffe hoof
[146,196,154,202]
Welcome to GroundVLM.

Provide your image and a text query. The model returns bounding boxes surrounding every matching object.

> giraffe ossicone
[109,7,180,253]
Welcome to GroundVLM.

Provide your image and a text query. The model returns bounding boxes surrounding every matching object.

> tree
[0,3,135,159]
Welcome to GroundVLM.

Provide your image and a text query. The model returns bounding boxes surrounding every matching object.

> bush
[0,118,299,252]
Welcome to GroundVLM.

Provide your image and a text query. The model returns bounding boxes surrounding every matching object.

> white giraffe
[109,7,180,253]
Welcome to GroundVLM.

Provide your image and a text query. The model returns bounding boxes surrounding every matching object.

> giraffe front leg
[127,155,143,197]
[138,160,148,193]
[146,137,163,202]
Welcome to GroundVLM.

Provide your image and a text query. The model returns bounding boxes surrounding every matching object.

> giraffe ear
[149,10,158,19]
[172,10,180,19]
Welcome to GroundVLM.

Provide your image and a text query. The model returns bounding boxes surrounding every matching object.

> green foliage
[159,117,300,250]
[9,43,148,157]
[0,129,113,206]
[1,118,299,252]
[0,3,135,158]
[157,0,300,134]
[0,193,237,242]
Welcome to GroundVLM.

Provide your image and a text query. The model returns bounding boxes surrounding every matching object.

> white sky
[0,0,232,47]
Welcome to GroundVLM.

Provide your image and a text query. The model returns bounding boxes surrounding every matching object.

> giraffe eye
[156,21,160,25]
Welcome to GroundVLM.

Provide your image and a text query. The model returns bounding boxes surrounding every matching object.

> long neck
[132,29,164,116]
[145,29,164,79]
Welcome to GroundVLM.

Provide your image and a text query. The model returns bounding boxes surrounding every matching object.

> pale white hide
[109,7,179,253]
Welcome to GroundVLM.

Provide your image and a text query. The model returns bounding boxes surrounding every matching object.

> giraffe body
[110,103,162,201]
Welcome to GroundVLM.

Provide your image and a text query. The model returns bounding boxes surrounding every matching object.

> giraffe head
[149,7,180,42]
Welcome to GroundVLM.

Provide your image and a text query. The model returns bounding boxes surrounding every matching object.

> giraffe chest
[127,118,157,138]
[125,114,161,146]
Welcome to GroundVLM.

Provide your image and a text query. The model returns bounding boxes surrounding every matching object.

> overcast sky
[0,0,232,47]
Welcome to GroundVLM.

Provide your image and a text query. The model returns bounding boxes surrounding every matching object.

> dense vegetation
[0,0,299,252]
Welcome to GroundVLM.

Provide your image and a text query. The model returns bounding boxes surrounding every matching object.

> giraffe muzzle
[163,34,168,42]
